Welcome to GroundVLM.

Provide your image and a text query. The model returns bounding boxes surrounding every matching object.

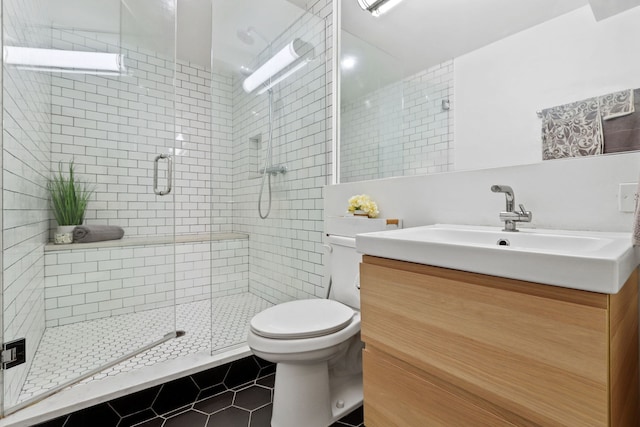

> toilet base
[271,362,363,427]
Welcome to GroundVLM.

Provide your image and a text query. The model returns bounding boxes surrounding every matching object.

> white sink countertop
[356,224,640,294]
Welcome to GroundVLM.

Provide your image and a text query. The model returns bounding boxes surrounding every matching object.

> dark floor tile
[339,406,364,426]
[225,357,260,389]
[152,377,200,415]
[197,383,227,400]
[258,363,276,377]
[234,385,271,411]
[193,390,234,415]
[253,356,273,369]
[65,403,120,427]
[249,404,273,427]
[207,406,250,427]
[161,404,194,420]
[164,409,208,427]
[192,364,230,390]
[34,416,68,427]
[131,417,164,427]
[255,373,275,388]
[110,386,161,417]
[119,408,157,427]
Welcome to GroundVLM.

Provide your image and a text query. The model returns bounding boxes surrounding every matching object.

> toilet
[247,219,395,427]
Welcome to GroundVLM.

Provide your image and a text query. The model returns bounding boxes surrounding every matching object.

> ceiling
[210,0,306,72]
[45,0,306,71]
[38,0,637,96]
[341,0,590,76]
[339,0,591,101]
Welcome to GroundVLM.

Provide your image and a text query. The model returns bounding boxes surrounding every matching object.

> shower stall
[0,0,330,418]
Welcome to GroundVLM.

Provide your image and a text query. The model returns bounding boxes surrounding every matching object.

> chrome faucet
[490,185,532,232]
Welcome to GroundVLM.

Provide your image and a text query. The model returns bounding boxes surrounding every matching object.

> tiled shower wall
[340,60,454,182]
[49,29,233,238]
[42,28,242,325]
[2,0,51,407]
[43,238,248,327]
[232,0,332,303]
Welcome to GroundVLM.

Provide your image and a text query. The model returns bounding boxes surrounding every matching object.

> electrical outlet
[618,183,637,212]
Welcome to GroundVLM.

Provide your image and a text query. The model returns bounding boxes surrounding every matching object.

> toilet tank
[326,217,402,310]
[327,235,361,309]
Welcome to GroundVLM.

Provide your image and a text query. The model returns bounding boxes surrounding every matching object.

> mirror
[338,0,640,182]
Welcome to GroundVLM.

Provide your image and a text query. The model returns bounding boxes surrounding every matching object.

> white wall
[326,151,640,233]
[454,5,640,171]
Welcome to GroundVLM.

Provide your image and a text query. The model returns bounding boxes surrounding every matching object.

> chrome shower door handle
[153,154,172,196]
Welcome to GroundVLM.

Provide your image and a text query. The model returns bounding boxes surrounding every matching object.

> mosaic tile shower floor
[19,293,272,404]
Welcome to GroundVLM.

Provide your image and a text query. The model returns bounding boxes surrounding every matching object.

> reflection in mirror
[339,29,452,183]
[338,0,640,182]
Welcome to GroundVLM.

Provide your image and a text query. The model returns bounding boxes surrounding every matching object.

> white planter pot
[54,225,76,244]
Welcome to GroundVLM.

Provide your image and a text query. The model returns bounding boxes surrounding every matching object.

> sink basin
[356,224,640,293]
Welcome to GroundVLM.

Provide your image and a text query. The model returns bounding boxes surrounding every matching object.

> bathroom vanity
[357,225,639,426]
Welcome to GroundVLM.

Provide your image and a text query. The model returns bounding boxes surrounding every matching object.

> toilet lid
[250,299,355,339]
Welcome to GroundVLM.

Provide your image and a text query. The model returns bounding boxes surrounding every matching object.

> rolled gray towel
[73,225,124,243]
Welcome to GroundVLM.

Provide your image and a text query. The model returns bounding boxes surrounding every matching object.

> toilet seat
[250,299,354,339]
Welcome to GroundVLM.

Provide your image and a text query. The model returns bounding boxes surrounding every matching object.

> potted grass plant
[47,161,93,244]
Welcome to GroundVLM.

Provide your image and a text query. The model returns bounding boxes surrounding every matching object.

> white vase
[54,225,75,244]
[353,209,369,217]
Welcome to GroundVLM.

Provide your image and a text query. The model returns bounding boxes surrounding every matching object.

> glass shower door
[209,0,327,355]
[1,0,178,414]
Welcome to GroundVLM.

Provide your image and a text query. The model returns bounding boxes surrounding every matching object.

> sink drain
[497,238,510,246]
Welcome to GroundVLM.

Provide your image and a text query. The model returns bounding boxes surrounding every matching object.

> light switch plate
[618,183,637,212]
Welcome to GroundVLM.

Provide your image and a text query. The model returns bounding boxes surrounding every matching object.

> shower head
[239,65,254,76]
[237,28,254,45]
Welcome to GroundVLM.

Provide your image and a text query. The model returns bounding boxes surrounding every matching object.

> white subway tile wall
[232,1,331,304]
[49,28,234,238]
[2,0,51,407]
[44,238,248,327]
[340,60,454,182]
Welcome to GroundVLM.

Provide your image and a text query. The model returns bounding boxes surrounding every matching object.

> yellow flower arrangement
[347,194,379,218]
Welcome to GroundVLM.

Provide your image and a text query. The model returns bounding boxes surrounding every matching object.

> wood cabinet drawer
[363,348,516,427]
[360,256,638,426]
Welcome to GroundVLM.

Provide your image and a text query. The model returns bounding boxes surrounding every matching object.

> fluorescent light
[372,0,404,16]
[356,0,373,10]
[357,0,404,17]
[257,60,309,95]
[3,46,125,73]
[242,38,313,93]
[341,56,357,70]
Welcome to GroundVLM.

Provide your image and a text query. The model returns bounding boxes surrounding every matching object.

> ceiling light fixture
[242,38,313,93]
[3,46,125,74]
[257,60,310,95]
[357,0,404,17]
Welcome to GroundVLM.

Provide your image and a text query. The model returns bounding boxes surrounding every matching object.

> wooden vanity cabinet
[360,255,639,427]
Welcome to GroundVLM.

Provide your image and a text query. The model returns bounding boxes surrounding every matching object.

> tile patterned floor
[19,293,272,404]
[36,356,365,427]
